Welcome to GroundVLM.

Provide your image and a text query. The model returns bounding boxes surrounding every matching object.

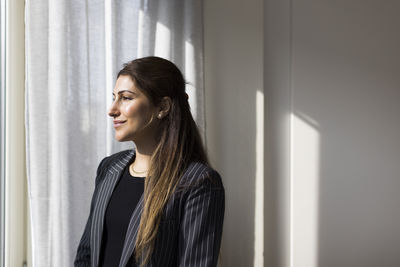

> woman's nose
[108,101,120,118]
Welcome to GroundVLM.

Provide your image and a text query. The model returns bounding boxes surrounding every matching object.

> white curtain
[25,0,204,266]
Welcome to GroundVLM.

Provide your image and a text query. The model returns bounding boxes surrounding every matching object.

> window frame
[0,0,7,265]
[2,0,28,266]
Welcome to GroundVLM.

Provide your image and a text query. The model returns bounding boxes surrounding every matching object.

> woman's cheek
[124,104,138,116]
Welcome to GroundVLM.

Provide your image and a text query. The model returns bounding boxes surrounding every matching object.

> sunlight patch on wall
[290,113,320,267]
[254,90,264,266]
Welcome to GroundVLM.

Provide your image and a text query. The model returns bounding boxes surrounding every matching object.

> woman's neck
[131,140,157,176]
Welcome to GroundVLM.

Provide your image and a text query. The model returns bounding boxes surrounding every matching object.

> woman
[74,56,225,267]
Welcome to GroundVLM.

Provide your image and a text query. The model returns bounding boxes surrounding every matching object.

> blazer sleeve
[74,157,107,267]
[177,170,225,267]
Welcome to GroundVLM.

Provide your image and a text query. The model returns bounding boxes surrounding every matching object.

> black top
[98,165,145,267]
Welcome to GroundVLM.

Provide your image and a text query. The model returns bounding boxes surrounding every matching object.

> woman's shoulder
[179,161,224,190]
[96,149,134,174]
[93,149,134,185]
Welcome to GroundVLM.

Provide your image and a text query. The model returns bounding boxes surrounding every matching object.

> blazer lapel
[119,193,144,267]
[90,149,136,267]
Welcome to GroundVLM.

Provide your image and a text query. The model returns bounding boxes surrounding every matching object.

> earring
[158,114,162,119]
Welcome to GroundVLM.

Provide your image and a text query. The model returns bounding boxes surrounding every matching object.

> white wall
[266,0,400,267]
[204,0,264,266]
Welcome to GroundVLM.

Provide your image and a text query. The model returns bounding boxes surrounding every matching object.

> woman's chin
[114,133,127,142]
[114,132,135,142]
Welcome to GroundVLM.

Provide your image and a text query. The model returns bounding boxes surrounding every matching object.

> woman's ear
[157,96,172,119]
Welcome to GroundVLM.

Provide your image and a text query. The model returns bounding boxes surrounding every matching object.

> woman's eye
[122,96,132,100]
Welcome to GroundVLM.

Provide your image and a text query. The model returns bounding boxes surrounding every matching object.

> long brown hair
[117,56,209,266]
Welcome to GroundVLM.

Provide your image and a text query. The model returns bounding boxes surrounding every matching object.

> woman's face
[108,75,160,142]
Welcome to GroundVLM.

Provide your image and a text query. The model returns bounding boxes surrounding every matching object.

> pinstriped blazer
[74,149,225,267]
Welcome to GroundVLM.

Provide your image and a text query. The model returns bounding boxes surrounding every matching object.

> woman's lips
[113,120,126,128]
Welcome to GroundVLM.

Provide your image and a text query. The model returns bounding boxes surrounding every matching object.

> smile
[113,120,126,128]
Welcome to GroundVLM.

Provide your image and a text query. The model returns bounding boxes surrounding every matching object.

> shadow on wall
[205,63,263,266]
[265,0,400,266]
[292,1,400,266]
